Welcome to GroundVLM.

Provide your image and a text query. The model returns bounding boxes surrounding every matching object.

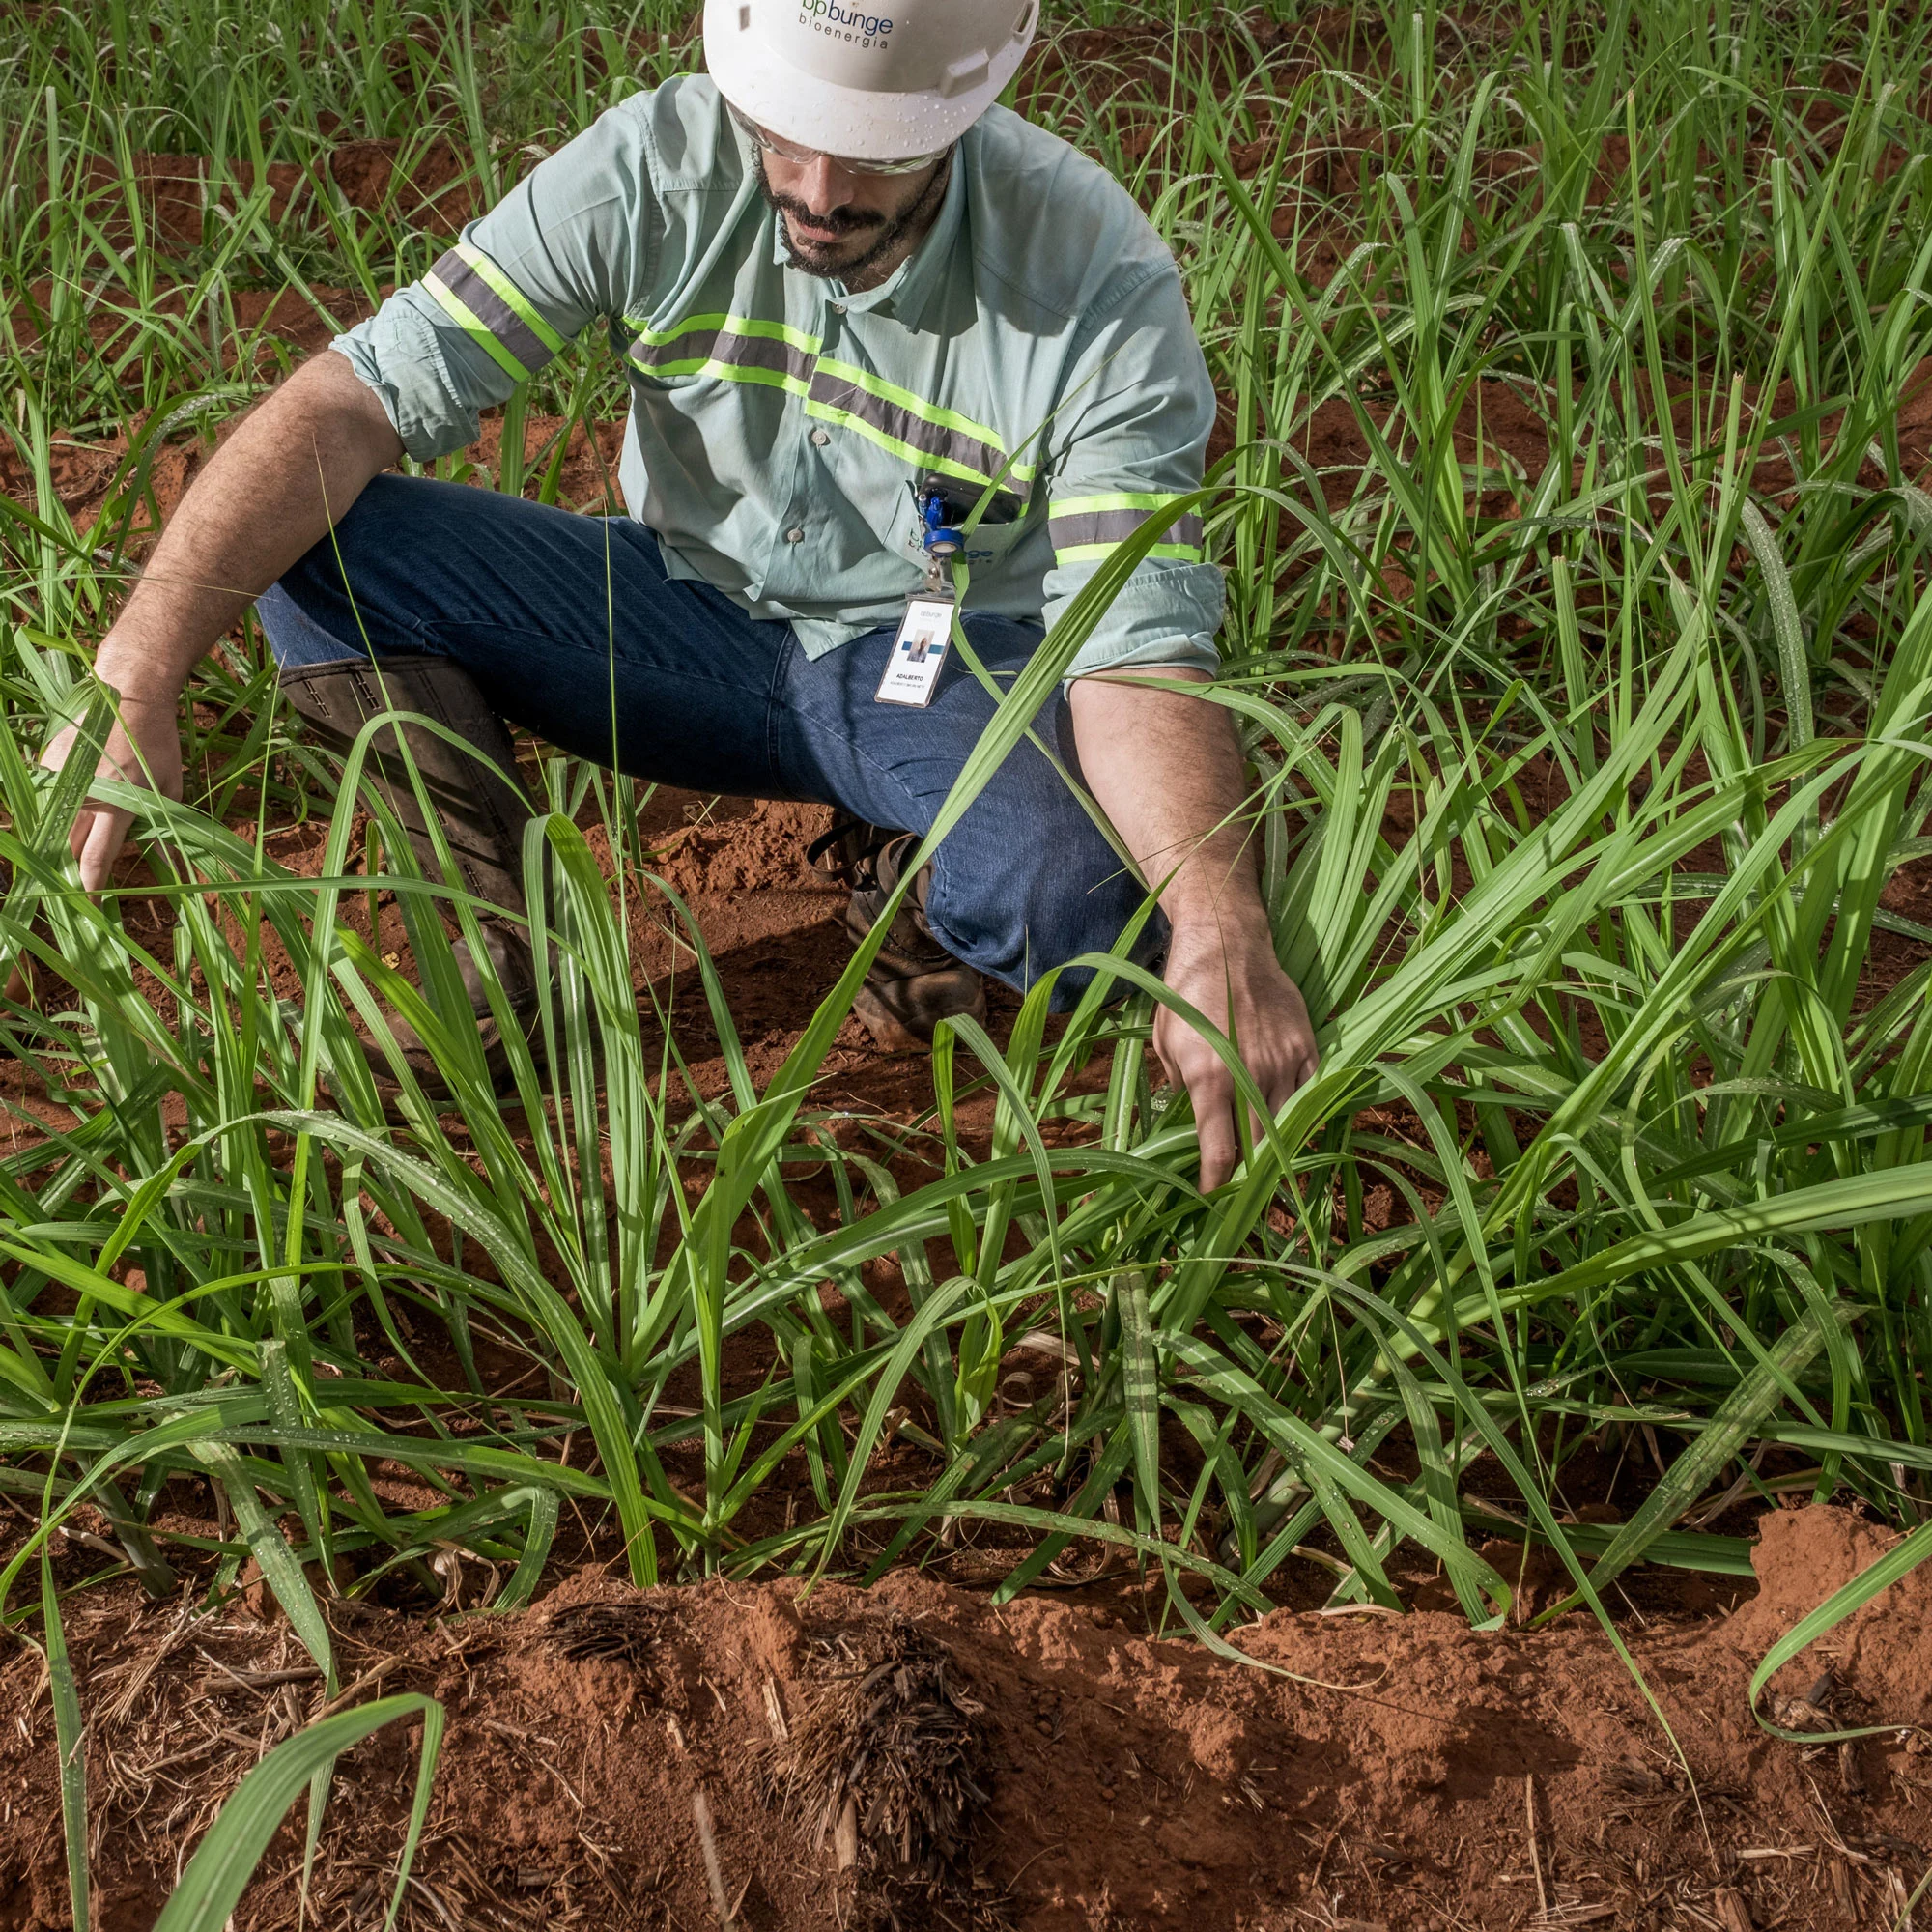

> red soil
[0,1505,1926,1932]
[70,137,480,249]
[0,391,627,544]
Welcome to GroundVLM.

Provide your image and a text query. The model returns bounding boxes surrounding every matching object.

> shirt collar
[767,152,965,330]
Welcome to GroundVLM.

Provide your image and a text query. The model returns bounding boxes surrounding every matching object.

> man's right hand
[9,349,408,939]
[24,352,404,898]
[40,693,185,893]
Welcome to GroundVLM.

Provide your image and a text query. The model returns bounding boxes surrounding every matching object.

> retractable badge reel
[875,489,960,707]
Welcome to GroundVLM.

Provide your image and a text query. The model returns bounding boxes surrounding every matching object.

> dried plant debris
[542,1598,671,1668]
[1768,1667,1840,1735]
[763,1619,1000,1927]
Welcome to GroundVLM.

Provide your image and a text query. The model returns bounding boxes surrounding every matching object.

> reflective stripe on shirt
[424,241,567,383]
[805,358,1031,504]
[1047,492,1205,564]
[628,313,819,393]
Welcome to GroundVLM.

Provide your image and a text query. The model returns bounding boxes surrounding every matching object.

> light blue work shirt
[332,73,1223,681]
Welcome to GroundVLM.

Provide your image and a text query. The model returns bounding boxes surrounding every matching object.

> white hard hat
[704,0,1039,162]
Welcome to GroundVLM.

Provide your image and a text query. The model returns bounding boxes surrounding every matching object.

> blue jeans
[257,474,1162,1007]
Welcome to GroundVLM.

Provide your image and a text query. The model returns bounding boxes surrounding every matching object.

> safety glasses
[730,105,950,178]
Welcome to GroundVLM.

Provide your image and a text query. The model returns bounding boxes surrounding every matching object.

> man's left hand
[1068,668,1321,1193]
[1154,913,1319,1191]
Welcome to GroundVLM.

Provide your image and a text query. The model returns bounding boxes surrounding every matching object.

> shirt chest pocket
[957,514,1030,567]
[889,471,1034,568]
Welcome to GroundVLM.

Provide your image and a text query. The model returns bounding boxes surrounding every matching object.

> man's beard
[755,150,952,285]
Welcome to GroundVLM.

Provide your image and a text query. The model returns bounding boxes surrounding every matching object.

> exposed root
[541,1599,670,1668]
[762,1619,1002,1928]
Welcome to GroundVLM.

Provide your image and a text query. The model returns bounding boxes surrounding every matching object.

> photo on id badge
[876,597,953,706]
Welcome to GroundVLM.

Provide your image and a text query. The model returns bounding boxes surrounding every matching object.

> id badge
[874,596,954,707]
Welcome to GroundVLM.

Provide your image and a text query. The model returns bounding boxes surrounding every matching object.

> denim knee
[256,580,362,670]
[923,816,1167,1009]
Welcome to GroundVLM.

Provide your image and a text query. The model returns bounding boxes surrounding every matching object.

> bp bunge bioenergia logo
[798,0,893,46]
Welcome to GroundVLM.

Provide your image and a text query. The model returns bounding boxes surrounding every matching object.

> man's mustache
[771,193,883,236]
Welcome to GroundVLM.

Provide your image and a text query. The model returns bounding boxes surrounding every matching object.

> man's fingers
[1194,1107,1239,1193]
[1181,1055,1239,1192]
[72,805,133,895]
[1150,1035,1177,1092]
[1222,1021,1321,1162]
[1151,1009,1193,1096]
[1167,1029,1281,1191]
[1156,978,1321,1191]
[1243,1082,1290,1162]
[1252,1036,1319,1139]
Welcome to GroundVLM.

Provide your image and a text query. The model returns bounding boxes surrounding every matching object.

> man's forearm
[1067,668,1269,944]
[97,351,405,703]
[1069,665,1315,1185]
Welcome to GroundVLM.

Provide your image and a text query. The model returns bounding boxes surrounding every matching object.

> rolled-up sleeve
[1041,265,1225,684]
[330,105,655,461]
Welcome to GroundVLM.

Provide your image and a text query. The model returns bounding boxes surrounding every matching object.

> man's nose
[795,154,860,216]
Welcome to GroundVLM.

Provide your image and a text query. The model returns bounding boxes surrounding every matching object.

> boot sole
[852,972,988,1052]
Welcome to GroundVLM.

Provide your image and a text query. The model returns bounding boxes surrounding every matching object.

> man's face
[754,143,952,283]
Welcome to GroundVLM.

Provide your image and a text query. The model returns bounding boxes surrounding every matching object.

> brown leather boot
[810,819,987,1050]
[279,653,542,1090]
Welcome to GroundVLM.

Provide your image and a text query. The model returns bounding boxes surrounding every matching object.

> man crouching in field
[42,0,1316,1187]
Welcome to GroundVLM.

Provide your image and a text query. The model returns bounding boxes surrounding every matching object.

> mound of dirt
[326,137,479,227]
[2,1505,1927,1931]
[1731,1504,1932,1732]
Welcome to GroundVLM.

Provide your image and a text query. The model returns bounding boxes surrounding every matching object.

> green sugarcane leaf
[152,1695,444,1932]
[42,1546,89,1932]
[1536,1296,1858,1622]
[811,1276,974,1580]
[1116,1269,1161,1539]
[1749,1513,1932,1743]
[1741,500,1812,750]
[496,1486,560,1613]
[191,1439,335,1691]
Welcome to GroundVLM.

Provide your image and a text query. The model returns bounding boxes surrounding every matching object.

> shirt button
[785,526,805,543]
[810,429,830,447]
[830,301,846,314]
